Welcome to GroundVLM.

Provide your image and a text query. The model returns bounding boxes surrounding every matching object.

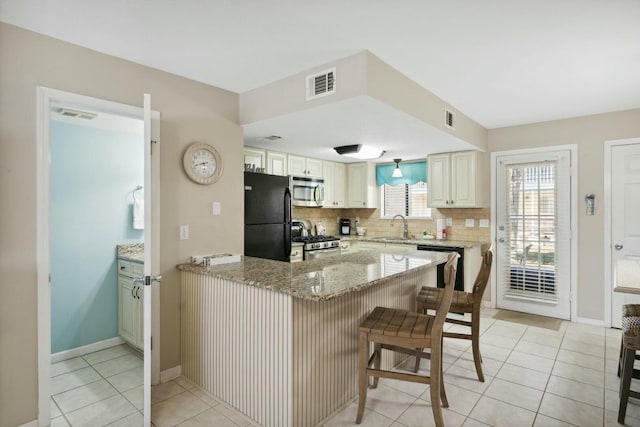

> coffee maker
[339,218,351,235]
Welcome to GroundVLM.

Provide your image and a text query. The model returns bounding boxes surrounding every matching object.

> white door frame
[490,144,578,321]
[604,137,640,327]
[36,87,161,424]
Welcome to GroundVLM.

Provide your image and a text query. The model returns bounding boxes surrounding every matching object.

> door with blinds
[495,150,572,319]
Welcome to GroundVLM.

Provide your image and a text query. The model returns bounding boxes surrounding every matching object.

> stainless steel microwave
[291,176,324,207]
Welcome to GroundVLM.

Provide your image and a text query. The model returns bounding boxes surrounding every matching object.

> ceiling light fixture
[392,158,403,178]
[333,144,385,160]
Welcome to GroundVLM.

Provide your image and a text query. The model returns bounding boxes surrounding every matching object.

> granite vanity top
[117,243,144,263]
[341,236,487,248]
[177,249,449,301]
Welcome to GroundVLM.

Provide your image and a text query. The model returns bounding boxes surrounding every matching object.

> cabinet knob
[445,200,449,205]
[450,200,454,204]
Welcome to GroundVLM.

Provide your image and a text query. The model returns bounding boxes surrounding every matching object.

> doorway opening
[37,87,160,426]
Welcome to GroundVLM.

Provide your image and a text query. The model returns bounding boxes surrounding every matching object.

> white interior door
[610,142,640,328]
[495,150,572,319]
[142,94,161,426]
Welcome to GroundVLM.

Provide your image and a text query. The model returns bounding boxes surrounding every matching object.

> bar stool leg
[356,331,368,424]
[471,309,484,382]
[618,336,623,378]
[430,337,444,427]
[619,346,635,424]
[439,337,449,408]
[372,343,381,388]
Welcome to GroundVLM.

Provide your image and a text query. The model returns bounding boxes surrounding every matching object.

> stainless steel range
[292,235,341,260]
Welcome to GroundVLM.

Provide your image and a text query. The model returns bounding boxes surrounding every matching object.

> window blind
[382,182,431,218]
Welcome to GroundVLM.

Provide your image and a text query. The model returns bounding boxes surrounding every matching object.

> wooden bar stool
[618,304,640,424]
[415,247,493,381]
[356,253,459,427]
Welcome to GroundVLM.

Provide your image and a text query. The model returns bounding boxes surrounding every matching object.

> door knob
[615,243,624,250]
[498,238,505,243]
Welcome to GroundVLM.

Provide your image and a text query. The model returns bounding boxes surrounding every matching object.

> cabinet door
[450,151,476,207]
[119,276,137,345]
[333,163,346,207]
[427,154,450,207]
[306,158,323,178]
[323,161,335,207]
[347,163,366,207]
[244,147,265,169]
[266,151,287,176]
[288,154,306,176]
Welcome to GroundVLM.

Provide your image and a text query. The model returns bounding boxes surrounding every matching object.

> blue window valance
[376,161,427,186]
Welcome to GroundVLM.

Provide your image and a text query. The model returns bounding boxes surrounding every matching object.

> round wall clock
[182,142,223,185]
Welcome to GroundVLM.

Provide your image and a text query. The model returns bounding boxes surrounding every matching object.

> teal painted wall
[50,120,143,353]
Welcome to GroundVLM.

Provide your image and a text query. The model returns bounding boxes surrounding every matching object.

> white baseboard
[160,365,182,383]
[51,336,125,363]
[573,316,607,327]
[18,420,37,427]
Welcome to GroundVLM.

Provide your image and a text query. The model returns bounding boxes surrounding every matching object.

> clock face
[183,142,223,184]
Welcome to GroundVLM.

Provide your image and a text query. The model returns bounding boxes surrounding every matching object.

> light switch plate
[179,225,189,240]
[212,201,221,216]
[479,219,490,228]
[465,219,475,228]
[446,217,453,227]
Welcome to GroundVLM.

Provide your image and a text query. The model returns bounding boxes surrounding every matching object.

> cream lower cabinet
[118,259,144,350]
[427,151,487,208]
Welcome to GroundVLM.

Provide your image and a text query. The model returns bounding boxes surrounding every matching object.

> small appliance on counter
[339,218,351,235]
[315,221,326,236]
[291,220,308,238]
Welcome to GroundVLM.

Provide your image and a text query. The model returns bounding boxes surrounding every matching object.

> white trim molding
[51,337,125,364]
[160,365,182,383]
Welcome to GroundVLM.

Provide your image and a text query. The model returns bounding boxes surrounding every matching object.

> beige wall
[488,109,640,321]
[0,23,243,426]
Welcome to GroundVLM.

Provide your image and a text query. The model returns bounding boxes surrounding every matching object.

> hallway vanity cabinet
[118,258,144,350]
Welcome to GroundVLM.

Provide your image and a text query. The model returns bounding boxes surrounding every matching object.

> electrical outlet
[212,201,221,216]
[465,219,475,228]
[179,225,189,240]
[446,217,453,227]
[479,219,490,228]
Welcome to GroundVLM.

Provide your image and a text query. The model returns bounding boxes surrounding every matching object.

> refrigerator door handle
[284,187,292,259]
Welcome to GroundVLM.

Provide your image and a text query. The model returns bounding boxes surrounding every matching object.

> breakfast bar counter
[178,249,448,427]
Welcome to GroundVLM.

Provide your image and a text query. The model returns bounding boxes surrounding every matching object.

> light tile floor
[50,309,640,426]
[50,344,144,426]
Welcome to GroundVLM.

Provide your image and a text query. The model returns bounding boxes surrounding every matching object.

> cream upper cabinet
[266,151,287,176]
[244,147,265,169]
[347,162,377,208]
[323,161,346,208]
[288,154,323,178]
[427,151,487,208]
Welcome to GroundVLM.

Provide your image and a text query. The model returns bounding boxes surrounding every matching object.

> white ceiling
[2,0,639,129]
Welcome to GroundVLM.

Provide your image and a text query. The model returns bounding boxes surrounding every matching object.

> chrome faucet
[391,214,408,240]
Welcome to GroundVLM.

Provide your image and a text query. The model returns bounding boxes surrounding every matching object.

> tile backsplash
[293,207,491,242]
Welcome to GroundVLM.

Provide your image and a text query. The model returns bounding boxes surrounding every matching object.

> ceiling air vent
[444,108,455,130]
[306,67,336,100]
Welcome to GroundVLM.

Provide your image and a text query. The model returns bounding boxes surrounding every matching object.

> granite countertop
[341,235,487,248]
[117,243,144,263]
[177,249,450,301]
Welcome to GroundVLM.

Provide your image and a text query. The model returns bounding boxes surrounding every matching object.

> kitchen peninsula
[178,249,449,427]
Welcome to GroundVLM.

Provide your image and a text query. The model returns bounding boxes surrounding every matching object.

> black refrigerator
[244,172,292,262]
